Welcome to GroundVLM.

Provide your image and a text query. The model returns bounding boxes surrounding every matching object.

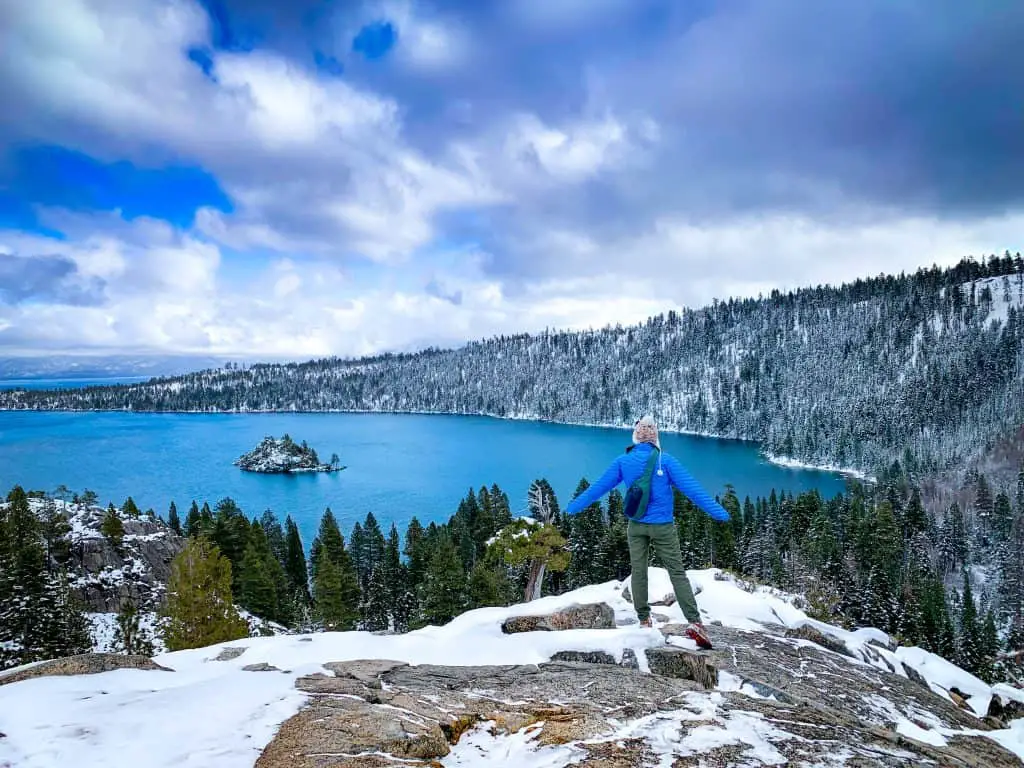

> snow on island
[233,434,344,474]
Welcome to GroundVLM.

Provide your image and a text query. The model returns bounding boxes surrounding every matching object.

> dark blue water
[0,377,150,390]
[0,412,847,548]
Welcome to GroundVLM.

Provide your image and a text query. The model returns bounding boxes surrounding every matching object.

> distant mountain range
[0,354,236,381]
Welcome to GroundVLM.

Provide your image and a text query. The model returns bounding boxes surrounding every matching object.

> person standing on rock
[565,415,730,650]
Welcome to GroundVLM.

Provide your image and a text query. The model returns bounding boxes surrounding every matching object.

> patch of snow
[984,719,1024,762]
[611,696,792,765]
[866,693,948,747]
[762,452,870,480]
[442,722,582,766]
[895,646,992,716]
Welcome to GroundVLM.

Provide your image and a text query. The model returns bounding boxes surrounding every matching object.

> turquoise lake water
[0,412,848,548]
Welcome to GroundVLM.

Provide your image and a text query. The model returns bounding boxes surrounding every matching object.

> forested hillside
[3,255,1022,474]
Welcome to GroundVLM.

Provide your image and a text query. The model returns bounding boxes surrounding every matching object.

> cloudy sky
[1,0,1022,360]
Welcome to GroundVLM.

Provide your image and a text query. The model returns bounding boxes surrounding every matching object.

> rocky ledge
[30,498,186,613]
[257,604,1023,767]
[234,434,344,474]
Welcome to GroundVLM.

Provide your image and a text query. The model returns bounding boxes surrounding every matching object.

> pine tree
[957,572,981,677]
[361,567,390,632]
[975,475,994,540]
[261,511,287,564]
[601,489,631,580]
[418,536,467,627]
[160,537,249,652]
[313,556,350,630]
[347,520,364,577]
[32,570,92,662]
[237,534,280,623]
[309,510,360,630]
[468,561,508,608]
[38,498,71,567]
[903,489,928,539]
[1,487,92,669]
[404,517,428,590]
[101,505,124,547]
[383,525,413,632]
[209,498,250,590]
[184,501,202,538]
[283,515,310,603]
[123,496,141,520]
[363,513,386,575]
[167,502,182,536]
[993,492,1013,544]
[939,502,968,573]
[113,600,155,656]
[566,479,607,589]
[978,610,1000,684]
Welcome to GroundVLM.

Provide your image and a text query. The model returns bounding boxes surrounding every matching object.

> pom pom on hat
[632,415,660,449]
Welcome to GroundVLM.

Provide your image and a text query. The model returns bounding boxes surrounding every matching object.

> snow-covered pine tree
[957,572,981,678]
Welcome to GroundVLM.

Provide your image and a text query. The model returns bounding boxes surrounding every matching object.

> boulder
[988,690,1024,723]
[0,653,171,686]
[785,623,854,658]
[645,647,719,689]
[214,646,247,661]
[549,650,617,665]
[500,603,615,634]
[901,661,931,691]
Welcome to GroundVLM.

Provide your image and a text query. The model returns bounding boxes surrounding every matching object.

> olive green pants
[627,520,701,623]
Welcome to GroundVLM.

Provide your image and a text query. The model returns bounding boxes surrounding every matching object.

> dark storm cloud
[0,254,106,306]
[604,0,1024,215]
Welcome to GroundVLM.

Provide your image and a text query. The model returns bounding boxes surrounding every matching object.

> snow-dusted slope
[1,569,1023,767]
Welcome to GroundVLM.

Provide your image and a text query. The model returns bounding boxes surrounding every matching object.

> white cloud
[6,207,1019,359]
[358,0,471,72]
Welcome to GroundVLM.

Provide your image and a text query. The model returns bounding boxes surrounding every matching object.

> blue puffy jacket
[565,442,730,524]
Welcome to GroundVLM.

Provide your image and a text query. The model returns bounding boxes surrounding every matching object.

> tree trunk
[524,559,547,602]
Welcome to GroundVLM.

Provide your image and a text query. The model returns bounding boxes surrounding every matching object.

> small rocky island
[234,434,344,474]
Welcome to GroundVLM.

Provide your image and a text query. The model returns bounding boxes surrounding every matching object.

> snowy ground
[2,568,1023,768]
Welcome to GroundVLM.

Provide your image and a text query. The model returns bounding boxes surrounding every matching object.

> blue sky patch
[187,47,215,78]
[314,50,344,76]
[352,20,397,60]
[3,146,233,229]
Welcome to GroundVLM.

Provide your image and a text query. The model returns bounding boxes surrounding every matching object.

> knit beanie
[632,415,660,449]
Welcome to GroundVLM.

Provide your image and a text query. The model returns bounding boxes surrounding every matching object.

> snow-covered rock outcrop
[234,435,342,474]
[2,569,1024,767]
[33,498,185,613]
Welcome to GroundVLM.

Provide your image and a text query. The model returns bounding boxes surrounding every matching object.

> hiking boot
[638,617,653,628]
[685,622,713,650]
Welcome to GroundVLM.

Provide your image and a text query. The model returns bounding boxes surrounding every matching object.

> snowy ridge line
[2,567,1023,767]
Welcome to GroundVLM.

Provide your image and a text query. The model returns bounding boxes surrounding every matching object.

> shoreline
[0,403,870,480]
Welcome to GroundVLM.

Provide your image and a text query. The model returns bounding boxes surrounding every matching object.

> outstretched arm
[663,454,730,522]
[566,458,623,514]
